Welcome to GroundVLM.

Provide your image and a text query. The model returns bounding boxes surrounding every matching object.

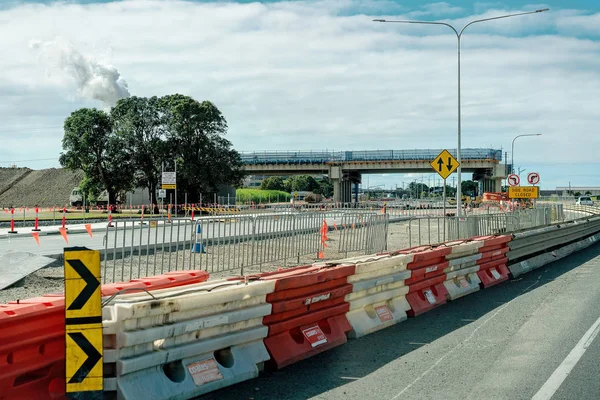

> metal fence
[337,213,388,257]
[101,211,388,281]
[406,207,559,247]
[101,219,197,284]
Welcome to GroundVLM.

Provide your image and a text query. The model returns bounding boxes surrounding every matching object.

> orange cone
[58,227,68,244]
[31,232,40,246]
[318,251,325,259]
[85,224,93,237]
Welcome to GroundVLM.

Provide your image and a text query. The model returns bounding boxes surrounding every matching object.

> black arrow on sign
[67,259,100,311]
[446,157,454,171]
[436,158,444,172]
[68,332,102,384]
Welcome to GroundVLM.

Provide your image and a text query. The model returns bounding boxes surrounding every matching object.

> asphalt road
[201,243,600,400]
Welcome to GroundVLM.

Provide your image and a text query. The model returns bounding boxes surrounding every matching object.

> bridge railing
[240,148,502,164]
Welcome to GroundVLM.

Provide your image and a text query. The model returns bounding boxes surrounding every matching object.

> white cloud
[0,0,598,189]
[408,2,463,17]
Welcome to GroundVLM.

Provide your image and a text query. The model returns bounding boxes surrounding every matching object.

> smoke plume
[30,38,130,107]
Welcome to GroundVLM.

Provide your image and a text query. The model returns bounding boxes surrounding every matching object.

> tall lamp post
[374,8,548,216]
[511,134,542,174]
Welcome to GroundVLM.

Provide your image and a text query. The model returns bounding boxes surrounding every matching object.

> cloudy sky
[1,0,598,190]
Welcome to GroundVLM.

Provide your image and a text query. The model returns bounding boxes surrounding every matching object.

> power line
[0,126,62,133]
[0,158,59,163]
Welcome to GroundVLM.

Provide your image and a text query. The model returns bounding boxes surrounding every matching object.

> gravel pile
[0,168,30,195]
[0,168,83,208]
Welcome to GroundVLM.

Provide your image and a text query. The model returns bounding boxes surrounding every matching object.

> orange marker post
[32,207,41,232]
[8,208,17,234]
[61,206,67,230]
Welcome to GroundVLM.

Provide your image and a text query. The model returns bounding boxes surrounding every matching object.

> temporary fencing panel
[103,219,198,284]
[337,213,389,256]
[398,246,452,317]
[235,264,355,369]
[473,236,512,288]
[336,253,414,338]
[0,271,207,400]
[102,278,276,400]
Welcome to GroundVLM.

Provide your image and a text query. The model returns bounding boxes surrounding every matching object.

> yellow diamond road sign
[430,149,459,180]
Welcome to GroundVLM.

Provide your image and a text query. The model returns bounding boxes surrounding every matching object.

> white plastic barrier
[334,253,414,338]
[442,241,484,300]
[102,279,276,400]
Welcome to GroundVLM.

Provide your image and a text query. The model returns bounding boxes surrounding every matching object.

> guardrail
[506,215,600,277]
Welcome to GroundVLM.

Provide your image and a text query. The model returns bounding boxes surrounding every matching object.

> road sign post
[443,178,446,241]
[430,150,458,239]
[64,247,103,399]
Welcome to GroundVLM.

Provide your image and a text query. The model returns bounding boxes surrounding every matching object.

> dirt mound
[0,168,83,207]
[0,168,31,195]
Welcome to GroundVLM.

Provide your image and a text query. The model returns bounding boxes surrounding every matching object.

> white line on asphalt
[531,315,600,400]
[389,278,542,400]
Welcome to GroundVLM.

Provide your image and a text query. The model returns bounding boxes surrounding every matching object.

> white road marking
[531,315,600,400]
[390,278,541,400]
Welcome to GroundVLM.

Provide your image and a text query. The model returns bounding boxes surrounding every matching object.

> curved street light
[511,134,542,174]
[373,8,549,215]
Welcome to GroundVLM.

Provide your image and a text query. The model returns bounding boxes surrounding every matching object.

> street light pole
[374,8,548,216]
[511,134,542,174]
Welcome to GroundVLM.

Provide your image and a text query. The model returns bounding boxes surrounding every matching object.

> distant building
[555,187,600,196]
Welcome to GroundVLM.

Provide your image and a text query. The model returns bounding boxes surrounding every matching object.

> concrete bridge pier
[330,166,358,203]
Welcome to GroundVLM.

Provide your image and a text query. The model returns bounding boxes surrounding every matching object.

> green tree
[285,175,320,192]
[160,94,245,203]
[260,176,285,191]
[111,96,168,203]
[461,180,478,196]
[314,178,334,198]
[59,108,135,206]
[408,182,428,198]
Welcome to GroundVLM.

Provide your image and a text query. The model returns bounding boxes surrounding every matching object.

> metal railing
[406,207,560,247]
[101,211,388,281]
[240,148,502,164]
[337,213,388,257]
[101,219,197,284]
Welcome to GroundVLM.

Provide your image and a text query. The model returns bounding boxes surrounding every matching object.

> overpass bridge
[241,148,507,202]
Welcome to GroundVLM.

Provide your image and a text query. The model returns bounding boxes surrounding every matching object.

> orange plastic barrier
[397,246,452,317]
[0,270,209,400]
[240,264,355,370]
[474,236,512,288]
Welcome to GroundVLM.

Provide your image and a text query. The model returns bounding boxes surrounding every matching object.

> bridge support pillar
[330,165,343,203]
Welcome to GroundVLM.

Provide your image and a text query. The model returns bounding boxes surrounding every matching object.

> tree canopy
[60,108,135,205]
[60,94,245,205]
